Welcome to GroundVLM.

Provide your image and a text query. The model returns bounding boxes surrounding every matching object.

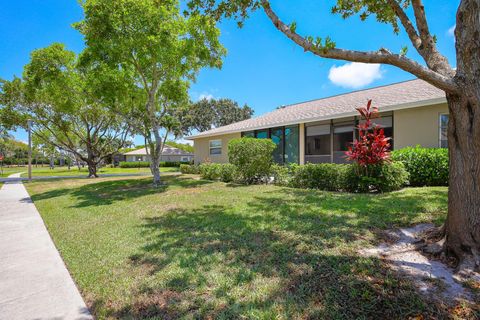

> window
[256,130,269,139]
[306,124,331,155]
[285,125,299,164]
[440,114,448,148]
[270,127,284,164]
[242,131,254,138]
[209,139,222,155]
[333,125,354,152]
[359,116,393,149]
[181,156,189,162]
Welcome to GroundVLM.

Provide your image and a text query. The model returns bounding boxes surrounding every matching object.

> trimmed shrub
[228,137,276,184]
[290,163,348,191]
[180,164,200,174]
[119,161,150,168]
[199,163,236,182]
[218,164,236,182]
[344,161,409,193]
[391,146,448,186]
[270,164,294,186]
[119,161,189,168]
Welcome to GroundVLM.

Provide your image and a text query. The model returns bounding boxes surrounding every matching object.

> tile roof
[187,79,446,139]
[123,146,193,156]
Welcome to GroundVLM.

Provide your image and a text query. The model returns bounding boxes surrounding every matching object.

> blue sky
[1,0,458,144]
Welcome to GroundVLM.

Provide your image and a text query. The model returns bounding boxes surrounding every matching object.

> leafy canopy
[1,43,132,169]
[182,98,253,134]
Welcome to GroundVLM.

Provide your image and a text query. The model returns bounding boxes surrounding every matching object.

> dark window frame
[241,125,300,164]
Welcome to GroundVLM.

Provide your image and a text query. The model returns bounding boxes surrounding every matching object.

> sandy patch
[361,224,479,304]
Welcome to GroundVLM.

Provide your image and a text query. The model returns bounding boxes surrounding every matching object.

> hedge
[391,146,448,186]
[290,163,348,191]
[180,164,200,174]
[228,137,276,184]
[343,162,409,193]
[199,163,236,182]
[119,161,189,168]
[274,162,408,193]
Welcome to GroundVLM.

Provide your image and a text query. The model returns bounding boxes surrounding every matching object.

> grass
[25,176,462,319]
[0,166,26,177]
[3,166,178,177]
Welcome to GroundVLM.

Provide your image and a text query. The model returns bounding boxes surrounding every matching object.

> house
[123,146,193,163]
[187,79,448,165]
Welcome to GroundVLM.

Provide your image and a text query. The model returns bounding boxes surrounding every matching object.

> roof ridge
[281,78,419,109]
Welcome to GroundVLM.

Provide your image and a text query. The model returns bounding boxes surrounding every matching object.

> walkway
[0,173,93,320]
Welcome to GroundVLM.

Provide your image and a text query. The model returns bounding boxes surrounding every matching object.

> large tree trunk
[86,160,98,178]
[444,94,480,268]
[442,0,480,268]
[150,151,162,186]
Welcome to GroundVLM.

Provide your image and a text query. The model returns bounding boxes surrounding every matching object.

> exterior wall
[160,155,193,162]
[299,123,305,165]
[193,132,241,164]
[394,103,448,149]
[126,155,147,162]
[191,103,448,165]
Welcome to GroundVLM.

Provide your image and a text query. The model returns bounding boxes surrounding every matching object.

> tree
[165,141,194,153]
[0,44,132,177]
[75,0,225,186]
[182,98,253,133]
[187,0,480,270]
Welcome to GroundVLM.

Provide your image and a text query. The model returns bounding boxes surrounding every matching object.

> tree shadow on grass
[30,176,212,208]
[247,187,448,233]
[114,192,450,319]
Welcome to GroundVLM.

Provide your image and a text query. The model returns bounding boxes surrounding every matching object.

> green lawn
[0,166,26,177]
[26,176,460,319]
[14,166,178,177]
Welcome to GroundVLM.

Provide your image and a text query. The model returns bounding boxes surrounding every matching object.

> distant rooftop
[187,79,446,139]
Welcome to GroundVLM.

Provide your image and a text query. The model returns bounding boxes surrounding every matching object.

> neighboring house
[187,79,448,165]
[123,146,193,162]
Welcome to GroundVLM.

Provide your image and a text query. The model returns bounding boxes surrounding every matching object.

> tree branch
[410,0,453,75]
[386,0,422,51]
[261,0,458,93]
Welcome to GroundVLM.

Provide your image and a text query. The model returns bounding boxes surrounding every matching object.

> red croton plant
[346,99,391,166]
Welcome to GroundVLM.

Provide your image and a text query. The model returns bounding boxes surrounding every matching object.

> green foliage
[120,161,150,168]
[228,137,276,184]
[199,163,236,182]
[181,98,253,134]
[344,162,409,193]
[391,146,449,186]
[180,164,200,174]
[270,163,293,186]
[1,43,132,177]
[76,0,225,182]
[119,161,187,168]
[166,141,194,153]
[290,163,348,191]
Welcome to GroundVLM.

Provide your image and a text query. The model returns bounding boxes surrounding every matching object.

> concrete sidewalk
[0,173,93,320]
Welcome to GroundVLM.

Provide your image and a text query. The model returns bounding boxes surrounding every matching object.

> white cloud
[328,62,382,89]
[198,93,214,101]
[447,25,455,37]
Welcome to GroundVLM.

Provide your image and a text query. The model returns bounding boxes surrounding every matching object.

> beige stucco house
[123,146,193,163]
[187,79,448,165]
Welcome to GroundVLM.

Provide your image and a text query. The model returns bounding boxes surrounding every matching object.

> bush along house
[187,79,448,165]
